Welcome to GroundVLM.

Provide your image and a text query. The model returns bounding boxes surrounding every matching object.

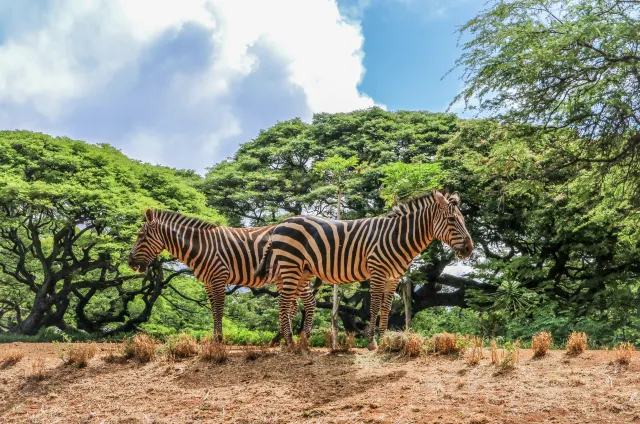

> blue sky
[0,0,484,174]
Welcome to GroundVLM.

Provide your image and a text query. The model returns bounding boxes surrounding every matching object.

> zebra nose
[462,237,473,256]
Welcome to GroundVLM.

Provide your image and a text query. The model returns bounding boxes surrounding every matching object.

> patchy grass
[124,334,157,363]
[566,332,587,356]
[0,349,25,368]
[166,333,199,359]
[465,337,484,366]
[199,335,229,363]
[614,341,634,365]
[532,331,552,358]
[378,331,412,355]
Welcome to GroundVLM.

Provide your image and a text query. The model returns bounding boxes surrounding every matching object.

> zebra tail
[254,239,272,278]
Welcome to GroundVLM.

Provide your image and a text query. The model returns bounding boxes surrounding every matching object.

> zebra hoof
[367,341,378,351]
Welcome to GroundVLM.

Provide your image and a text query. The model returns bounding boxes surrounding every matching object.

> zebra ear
[449,192,460,206]
[434,190,449,208]
[145,208,154,223]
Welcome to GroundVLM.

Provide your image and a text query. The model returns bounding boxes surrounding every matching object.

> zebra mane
[386,191,440,218]
[153,209,219,230]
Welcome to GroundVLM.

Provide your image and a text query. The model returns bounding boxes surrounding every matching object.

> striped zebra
[255,190,473,350]
[128,209,316,343]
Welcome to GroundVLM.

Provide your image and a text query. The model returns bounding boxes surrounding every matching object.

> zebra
[255,190,473,350]
[128,209,316,344]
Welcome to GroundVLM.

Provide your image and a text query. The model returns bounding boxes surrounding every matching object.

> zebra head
[128,209,164,273]
[432,190,474,259]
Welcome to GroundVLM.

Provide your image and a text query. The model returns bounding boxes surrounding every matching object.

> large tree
[0,131,224,335]
[453,0,640,187]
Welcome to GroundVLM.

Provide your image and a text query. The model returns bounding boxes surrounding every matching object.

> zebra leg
[367,274,386,351]
[206,281,226,342]
[270,294,300,346]
[278,274,302,346]
[379,279,400,339]
[299,281,316,337]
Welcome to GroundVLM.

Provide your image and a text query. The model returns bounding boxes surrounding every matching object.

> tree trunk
[403,278,412,330]
[331,186,342,350]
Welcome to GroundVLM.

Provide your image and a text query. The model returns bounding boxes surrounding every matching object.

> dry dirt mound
[1,343,639,423]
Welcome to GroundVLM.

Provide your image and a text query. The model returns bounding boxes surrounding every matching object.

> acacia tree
[453,0,640,190]
[0,131,223,335]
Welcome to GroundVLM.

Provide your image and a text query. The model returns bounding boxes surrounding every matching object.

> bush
[614,341,633,365]
[498,341,520,370]
[532,331,552,358]
[566,332,587,356]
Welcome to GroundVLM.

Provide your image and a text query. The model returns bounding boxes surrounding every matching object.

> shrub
[614,341,634,365]
[124,334,157,362]
[532,331,552,358]
[566,332,587,356]
[498,341,520,370]
[200,335,228,363]
[465,337,484,366]
[1,349,25,368]
[166,333,199,359]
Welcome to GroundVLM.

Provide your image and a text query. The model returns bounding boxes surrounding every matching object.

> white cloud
[0,0,380,172]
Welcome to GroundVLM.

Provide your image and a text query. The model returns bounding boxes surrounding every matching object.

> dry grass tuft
[403,332,423,358]
[378,331,409,355]
[102,342,128,364]
[532,331,552,358]
[166,333,199,359]
[30,358,46,380]
[62,343,98,368]
[431,332,460,355]
[199,335,229,363]
[490,339,499,365]
[1,349,24,368]
[331,332,356,353]
[285,332,312,355]
[465,337,484,366]
[566,332,587,356]
[614,341,634,365]
[124,334,157,363]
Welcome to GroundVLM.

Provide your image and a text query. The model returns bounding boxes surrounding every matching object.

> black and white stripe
[256,190,473,349]
[128,209,316,342]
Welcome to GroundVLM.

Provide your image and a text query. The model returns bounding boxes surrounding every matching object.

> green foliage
[378,161,446,207]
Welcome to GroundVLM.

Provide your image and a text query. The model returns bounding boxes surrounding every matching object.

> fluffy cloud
[0,0,379,173]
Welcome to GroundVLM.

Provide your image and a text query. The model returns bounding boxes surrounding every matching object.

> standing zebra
[128,209,316,343]
[255,190,473,350]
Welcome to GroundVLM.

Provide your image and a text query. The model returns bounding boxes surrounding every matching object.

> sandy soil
[1,342,639,424]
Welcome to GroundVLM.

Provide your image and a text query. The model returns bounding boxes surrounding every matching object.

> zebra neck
[389,207,435,257]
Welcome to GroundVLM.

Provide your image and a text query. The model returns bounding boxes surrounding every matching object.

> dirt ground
[1,343,639,424]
